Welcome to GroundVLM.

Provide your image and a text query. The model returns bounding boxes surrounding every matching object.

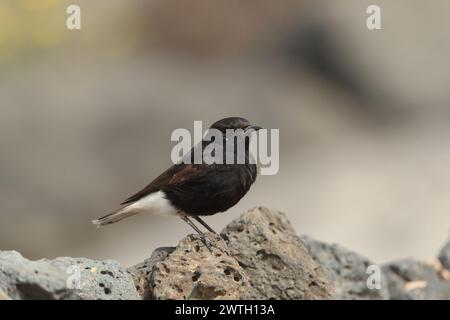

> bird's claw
[199,234,214,252]
[198,232,231,255]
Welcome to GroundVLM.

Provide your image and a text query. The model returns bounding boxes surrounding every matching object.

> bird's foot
[198,233,215,252]
[198,232,231,255]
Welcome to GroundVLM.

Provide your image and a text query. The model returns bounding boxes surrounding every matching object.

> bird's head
[189,117,263,166]
[205,118,262,165]
[209,117,262,135]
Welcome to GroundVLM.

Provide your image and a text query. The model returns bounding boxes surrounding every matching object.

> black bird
[93,117,262,235]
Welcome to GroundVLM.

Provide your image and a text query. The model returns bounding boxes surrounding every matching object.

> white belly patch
[126,190,179,216]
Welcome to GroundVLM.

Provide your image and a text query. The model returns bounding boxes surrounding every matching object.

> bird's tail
[92,205,139,227]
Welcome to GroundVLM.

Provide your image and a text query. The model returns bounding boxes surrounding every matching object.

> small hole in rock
[100,270,114,277]
[104,288,111,294]
[162,264,170,273]
[256,249,266,257]
[192,271,201,282]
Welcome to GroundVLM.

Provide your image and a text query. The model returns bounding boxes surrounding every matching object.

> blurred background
[1,0,450,266]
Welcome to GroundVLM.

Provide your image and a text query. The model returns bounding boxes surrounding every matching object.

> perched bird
[92,117,262,235]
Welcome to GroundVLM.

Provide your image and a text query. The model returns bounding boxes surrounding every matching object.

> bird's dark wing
[120,164,204,205]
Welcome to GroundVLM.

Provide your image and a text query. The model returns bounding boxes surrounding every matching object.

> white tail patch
[92,191,178,226]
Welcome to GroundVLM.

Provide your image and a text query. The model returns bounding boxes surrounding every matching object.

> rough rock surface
[148,234,255,299]
[0,288,11,300]
[301,236,390,299]
[1,207,450,300]
[128,247,175,299]
[0,251,139,300]
[382,258,450,300]
[221,207,334,299]
[0,251,76,300]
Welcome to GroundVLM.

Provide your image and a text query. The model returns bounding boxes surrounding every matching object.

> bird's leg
[181,216,204,235]
[180,216,213,252]
[193,216,217,234]
[193,216,230,255]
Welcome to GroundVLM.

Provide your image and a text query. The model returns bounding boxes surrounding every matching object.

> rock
[438,239,450,270]
[49,257,140,300]
[2,207,449,300]
[128,247,175,299]
[0,251,140,300]
[221,207,334,299]
[382,258,450,300]
[0,251,76,300]
[148,233,255,299]
[0,288,12,300]
[301,236,390,300]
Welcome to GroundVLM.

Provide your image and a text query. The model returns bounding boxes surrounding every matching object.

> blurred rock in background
[1,0,450,266]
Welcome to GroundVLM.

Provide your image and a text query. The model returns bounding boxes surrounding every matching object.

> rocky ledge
[1,207,449,300]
